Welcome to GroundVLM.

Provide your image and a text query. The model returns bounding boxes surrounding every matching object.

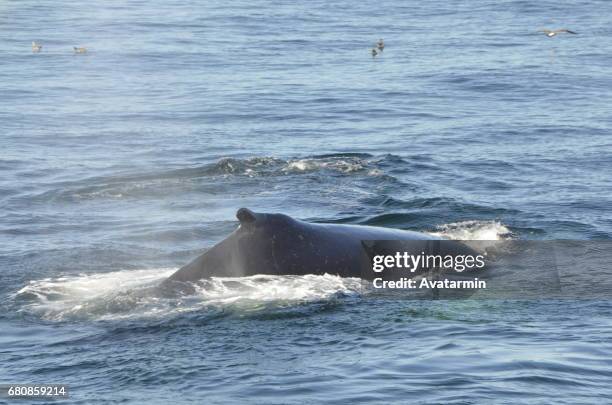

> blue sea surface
[1,0,612,403]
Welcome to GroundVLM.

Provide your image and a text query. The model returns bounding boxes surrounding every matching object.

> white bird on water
[73,46,87,54]
[32,41,42,52]
[539,29,577,37]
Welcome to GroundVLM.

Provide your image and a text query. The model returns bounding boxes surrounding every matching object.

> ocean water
[1,0,612,403]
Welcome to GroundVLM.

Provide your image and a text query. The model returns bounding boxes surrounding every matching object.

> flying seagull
[539,29,577,37]
[377,38,384,52]
[73,46,87,54]
[32,41,42,52]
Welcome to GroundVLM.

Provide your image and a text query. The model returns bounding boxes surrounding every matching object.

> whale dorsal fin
[236,208,257,224]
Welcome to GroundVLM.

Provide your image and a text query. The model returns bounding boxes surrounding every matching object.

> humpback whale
[165,208,480,285]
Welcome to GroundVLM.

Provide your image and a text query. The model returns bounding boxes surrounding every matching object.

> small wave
[430,220,513,241]
[13,269,362,322]
[284,157,367,174]
[32,154,388,202]
[193,155,378,177]
[211,156,285,176]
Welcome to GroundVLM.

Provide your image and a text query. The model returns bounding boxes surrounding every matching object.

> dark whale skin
[165,208,482,283]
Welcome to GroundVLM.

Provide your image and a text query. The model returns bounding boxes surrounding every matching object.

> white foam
[284,158,365,174]
[429,220,512,241]
[14,268,175,321]
[194,274,361,305]
[14,269,361,321]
